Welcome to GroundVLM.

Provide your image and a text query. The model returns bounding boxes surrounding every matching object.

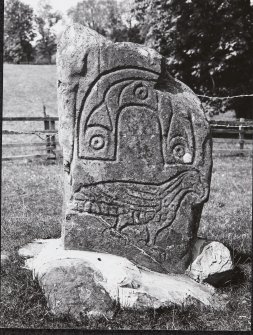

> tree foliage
[67,0,142,42]
[4,0,35,63]
[133,0,253,117]
[35,0,61,64]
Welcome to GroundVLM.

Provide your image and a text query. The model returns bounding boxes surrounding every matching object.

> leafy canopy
[4,0,35,63]
[67,0,142,42]
[35,0,61,64]
[133,0,253,117]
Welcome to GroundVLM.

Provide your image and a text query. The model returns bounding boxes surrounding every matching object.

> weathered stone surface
[20,239,226,320]
[186,241,233,284]
[57,24,212,274]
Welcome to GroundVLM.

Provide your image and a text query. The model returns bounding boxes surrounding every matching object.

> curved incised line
[118,81,133,105]
[114,103,164,165]
[79,102,164,162]
[75,170,198,191]
[80,77,157,142]
[77,67,159,150]
[153,189,195,244]
[79,66,159,114]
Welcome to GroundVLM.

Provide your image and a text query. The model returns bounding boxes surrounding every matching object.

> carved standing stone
[57,24,212,274]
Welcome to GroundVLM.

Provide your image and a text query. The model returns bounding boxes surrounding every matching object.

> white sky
[21,0,128,38]
[22,0,253,13]
[22,0,80,13]
[22,0,126,14]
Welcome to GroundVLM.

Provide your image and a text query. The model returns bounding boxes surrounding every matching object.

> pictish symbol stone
[57,24,212,274]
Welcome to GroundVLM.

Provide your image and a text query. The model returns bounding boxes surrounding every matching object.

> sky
[21,0,128,37]
[21,0,89,36]
[22,0,80,13]
[22,0,125,14]
[22,0,253,13]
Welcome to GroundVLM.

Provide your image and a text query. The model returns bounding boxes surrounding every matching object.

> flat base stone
[19,239,227,320]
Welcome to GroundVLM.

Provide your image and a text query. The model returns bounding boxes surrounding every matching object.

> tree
[67,0,142,43]
[35,0,61,64]
[67,0,115,36]
[133,0,253,118]
[4,0,35,63]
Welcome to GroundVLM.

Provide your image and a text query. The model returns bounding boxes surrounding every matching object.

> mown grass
[3,64,57,118]
[3,64,58,154]
[1,161,63,253]
[201,155,252,255]
[1,156,251,330]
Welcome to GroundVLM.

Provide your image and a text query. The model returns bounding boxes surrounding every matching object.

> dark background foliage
[133,0,253,118]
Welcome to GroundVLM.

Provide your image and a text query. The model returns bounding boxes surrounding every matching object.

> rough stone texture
[19,239,227,320]
[186,241,233,284]
[57,24,212,274]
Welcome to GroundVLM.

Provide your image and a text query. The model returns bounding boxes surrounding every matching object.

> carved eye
[169,136,192,163]
[81,126,113,159]
[173,145,185,158]
[90,135,105,150]
[134,84,148,100]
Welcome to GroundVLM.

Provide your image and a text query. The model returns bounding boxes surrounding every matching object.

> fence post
[50,119,56,159]
[239,118,245,150]
[43,106,51,156]
[43,105,56,159]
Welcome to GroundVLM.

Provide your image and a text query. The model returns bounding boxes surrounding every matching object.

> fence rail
[211,128,253,134]
[209,120,253,128]
[2,116,59,121]
[3,130,58,135]
[2,142,59,148]
[2,152,62,161]
[2,116,253,161]
[2,114,59,161]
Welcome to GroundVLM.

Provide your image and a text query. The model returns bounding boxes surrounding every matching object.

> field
[3,64,57,117]
[1,64,252,330]
[3,64,58,154]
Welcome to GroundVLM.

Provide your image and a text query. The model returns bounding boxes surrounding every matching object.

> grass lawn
[3,64,57,118]
[3,64,58,152]
[1,155,251,330]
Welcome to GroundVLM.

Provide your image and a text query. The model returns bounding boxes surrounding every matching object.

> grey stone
[57,24,212,274]
[186,241,233,284]
[39,259,114,319]
[21,239,227,320]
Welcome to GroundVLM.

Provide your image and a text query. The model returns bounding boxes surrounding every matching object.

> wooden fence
[2,115,61,161]
[2,116,253,161]
[210,118,253,153]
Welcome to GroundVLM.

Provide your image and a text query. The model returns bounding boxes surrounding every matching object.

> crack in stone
[98,216,167,272]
